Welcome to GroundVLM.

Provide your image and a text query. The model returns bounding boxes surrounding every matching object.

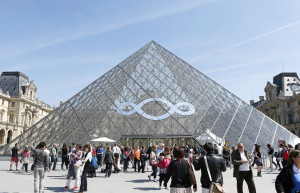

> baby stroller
[88,156,98,178]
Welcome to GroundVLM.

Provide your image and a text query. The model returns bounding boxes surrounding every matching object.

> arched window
[6,130,12,143]
[0,129,5,144]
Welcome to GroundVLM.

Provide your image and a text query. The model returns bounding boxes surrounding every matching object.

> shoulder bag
[187,160,196,186]
[204,156,226,193]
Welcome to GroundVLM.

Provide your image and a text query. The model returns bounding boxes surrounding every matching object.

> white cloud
[190,19,300,61]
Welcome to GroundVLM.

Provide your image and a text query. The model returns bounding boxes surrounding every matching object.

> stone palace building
[0,72,53,146]
[251,72,300,137]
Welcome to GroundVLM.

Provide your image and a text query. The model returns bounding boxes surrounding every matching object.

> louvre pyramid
[1,41,300,154]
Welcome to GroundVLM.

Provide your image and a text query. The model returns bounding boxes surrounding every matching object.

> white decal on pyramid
[117,98,195,120]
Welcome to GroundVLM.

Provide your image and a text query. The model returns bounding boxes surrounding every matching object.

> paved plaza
[0,158,278,193]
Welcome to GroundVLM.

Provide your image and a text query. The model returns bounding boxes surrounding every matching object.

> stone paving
[0,159,279,193]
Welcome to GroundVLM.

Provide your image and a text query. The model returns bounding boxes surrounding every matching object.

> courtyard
[0,158,278,193]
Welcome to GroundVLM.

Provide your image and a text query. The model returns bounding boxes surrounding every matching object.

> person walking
[231,143,256,193]
[21,146,30,173]
[255,145,263,177]
[104,146,114,177]
[275,150,300,193]
[148,145,158,182]
[61,143,68,170]
[134,145,141,172]
[282,145,289,167]
[157,146,171,189]
[112,143,121,173]
[31,142,50,193]
[194,143,226,193]
[78,145,92,193]
[267,144,278,170]
[10,143,19,171]
[222,146,231,168]
[216,143,223,157]
[164,146,197,193]
[63,153,76,190]
[123,147,130,171]
[72,144,83,191]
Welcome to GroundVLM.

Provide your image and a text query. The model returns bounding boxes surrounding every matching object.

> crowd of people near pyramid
[7,140,300,193]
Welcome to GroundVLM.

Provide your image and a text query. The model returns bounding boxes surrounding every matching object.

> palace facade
[0,72,53,146]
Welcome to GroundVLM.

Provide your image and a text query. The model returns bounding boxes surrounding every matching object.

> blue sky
[1,0,300,106]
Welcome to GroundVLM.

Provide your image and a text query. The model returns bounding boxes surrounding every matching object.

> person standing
[267,144,278,170]
[157,146,171,189]
[222,146,231,167]
[194,143,226,193]
[78,145,92,193]
[231,143,256,193]
[112,143,121,173]
[96,145,104,168]
[10,143,19,171]
[140,146,147,173]
[50,143,57,170]
[164,147,197,193]
[123,147,130,171]
[133,145,141,172]
[64,153,76,190]
[61,143,68,170]
[104,146,114,177]
[31,142,50,193]
[275,150,300,193]
[21,146,30,173]
[217,143,223,157]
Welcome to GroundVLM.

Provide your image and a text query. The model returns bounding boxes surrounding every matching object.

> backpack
[91,157,98,167]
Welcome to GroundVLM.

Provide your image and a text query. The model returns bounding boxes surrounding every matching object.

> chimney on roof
[259,96,265,102]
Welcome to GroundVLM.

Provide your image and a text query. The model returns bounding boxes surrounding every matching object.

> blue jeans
[151,166,157,179]
[51,156,57,170]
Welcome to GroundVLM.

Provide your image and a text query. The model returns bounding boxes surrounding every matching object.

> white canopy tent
[196,129,225,146]
[91,137,116,143]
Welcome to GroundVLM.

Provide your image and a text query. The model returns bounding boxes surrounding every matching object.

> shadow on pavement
[133,187,159,191]
[126,179,151,183]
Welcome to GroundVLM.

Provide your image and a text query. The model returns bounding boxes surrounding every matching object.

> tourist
[267,143,278,169]
[10,143,19,171]
[222,146,231,167]
[164,147,197,193]
[123,147,130,171]
[112,143,121,173]
[158,143,165,155]
[231,143,256,193]
[134,145,141,172]
[282,145,289,167]
[157,146,171,189]
[217,143,223,157]
[50,143,57,170]
[140,146,146,173]
[96,145,104,168]
[255,145,263,177]
[146,146,152,172]
[88,154,98,177]
[31,142,50,193]
[251,144,258,167]
[64,153,76,190]
[194,143,226,193]
[78,145,92,193]
[104,146,114,177]
[275,150,300,193]
[148,145,159,182]
[61,143,68,170]
[73,144,83,191]
[21,145,30,173]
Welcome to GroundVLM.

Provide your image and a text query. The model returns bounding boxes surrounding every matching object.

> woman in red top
[21,146,30,173]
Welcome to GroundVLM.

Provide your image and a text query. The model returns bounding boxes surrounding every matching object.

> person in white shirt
[231,143,256,193]
[112,143,121,172]
[217,143,223,156]
[78,145,92,193]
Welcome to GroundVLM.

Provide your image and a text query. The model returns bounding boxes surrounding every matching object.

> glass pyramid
[1,41,299,154]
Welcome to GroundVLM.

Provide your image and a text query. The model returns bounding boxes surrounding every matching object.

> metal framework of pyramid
[1,41,299,154]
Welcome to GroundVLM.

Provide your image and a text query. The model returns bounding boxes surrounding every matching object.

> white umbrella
[91,137,116,143]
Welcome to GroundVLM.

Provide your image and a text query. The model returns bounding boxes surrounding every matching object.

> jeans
[159,173,167,187]
[97,156,103,167]
[79,169,87,191]
[34,167,45,193]
[23,163,28,172]
[124,159,129,171]
[141,157,145,172]
[151,166,157,179]
[61,155,68,169]
[134,158,141,172]
[51,156,57,170]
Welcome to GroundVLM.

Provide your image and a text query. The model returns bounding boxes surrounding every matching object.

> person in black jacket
[275,150,300,193]
[104,146,114,177]
[194,143,226,192]
[164,147,197,193]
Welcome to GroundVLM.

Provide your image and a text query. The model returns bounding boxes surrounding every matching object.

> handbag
[187,160,196,186]
[74,160,83,168]
[204,156,226,193]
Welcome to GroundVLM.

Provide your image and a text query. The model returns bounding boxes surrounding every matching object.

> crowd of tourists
[8,140,300,193]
